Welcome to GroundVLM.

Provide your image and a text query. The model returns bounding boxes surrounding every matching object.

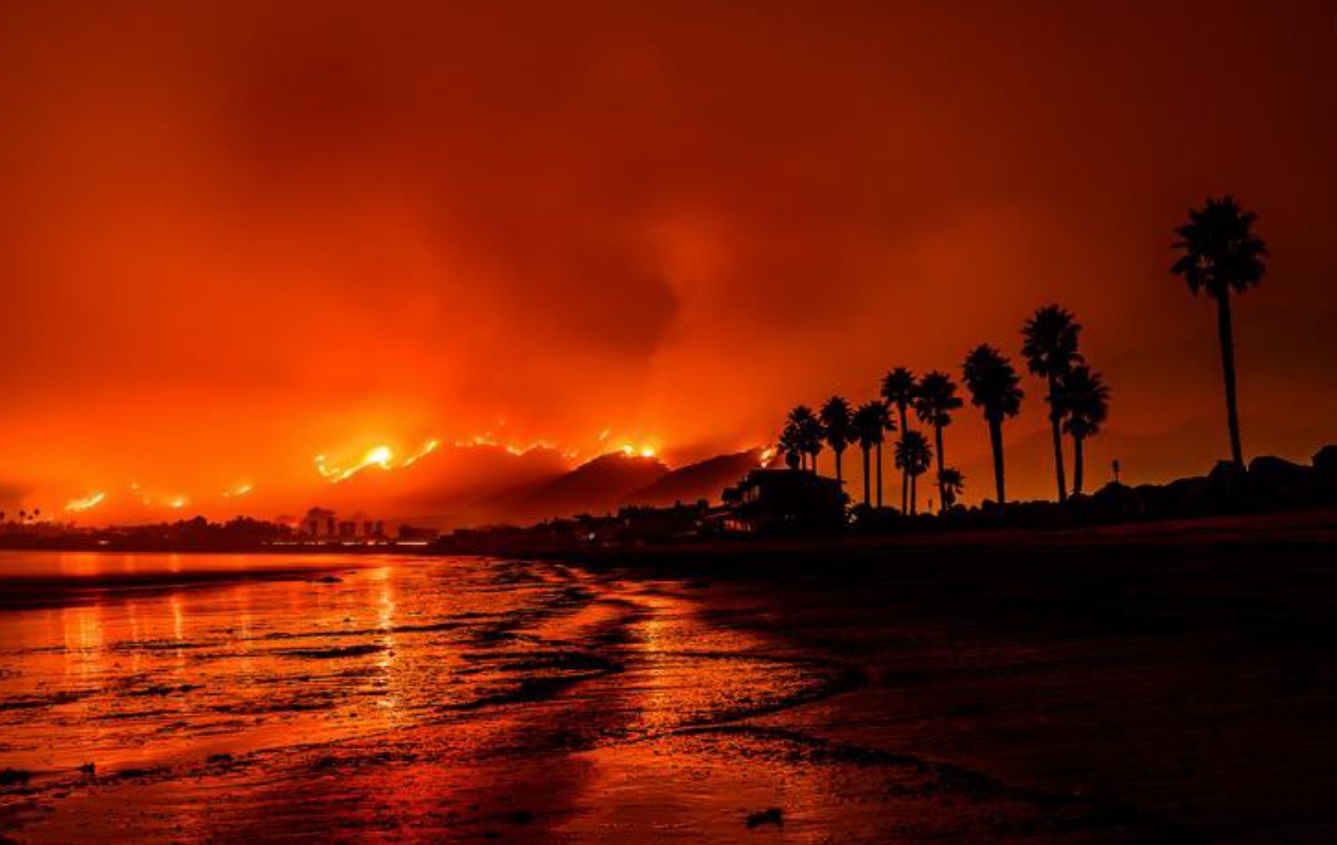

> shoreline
[0,560,377,611]
[3,526,1336,841]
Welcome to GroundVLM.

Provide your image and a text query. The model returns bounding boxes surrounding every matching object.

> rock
[746,808,784,829]
[0,768,32,786]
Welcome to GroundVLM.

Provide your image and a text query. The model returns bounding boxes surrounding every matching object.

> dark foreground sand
[2,513,1335,844]
[571,510,1337,844]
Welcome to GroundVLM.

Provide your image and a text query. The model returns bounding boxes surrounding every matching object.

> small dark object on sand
[79,762,95,774]
[746,808,783,829]
[0,769,32,786]
[316,575,342,583]
[507,809,535,824]
[207,753,234,765]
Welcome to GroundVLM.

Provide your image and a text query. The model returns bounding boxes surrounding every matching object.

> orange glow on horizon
[1,2,1335,523]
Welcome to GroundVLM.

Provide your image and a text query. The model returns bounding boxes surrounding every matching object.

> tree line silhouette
[776,196,1267,511]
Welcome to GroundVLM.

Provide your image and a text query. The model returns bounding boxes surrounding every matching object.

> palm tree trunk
[989,417,1006,504]
[898,406,909,515]
[861,447,871,506]
[933,423,946,514]
[910,473,917,515]
[1072,434,1084,495]
[1216,292,1245,468]
[835,449,843,484]
[875,442,883,508]
[1048,376,1067,503]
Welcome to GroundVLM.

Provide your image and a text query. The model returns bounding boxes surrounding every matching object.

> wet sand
[1,525,1335,844]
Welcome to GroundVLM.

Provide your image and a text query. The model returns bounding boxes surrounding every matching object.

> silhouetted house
[722,469,848,533]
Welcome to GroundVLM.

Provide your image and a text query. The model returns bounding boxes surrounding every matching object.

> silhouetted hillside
[625,449,762,506]
[483,452,669,523]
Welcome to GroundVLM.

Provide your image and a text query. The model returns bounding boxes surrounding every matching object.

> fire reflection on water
[1,553,900,844]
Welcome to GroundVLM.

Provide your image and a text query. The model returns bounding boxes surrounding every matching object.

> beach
[2,518,1335,843]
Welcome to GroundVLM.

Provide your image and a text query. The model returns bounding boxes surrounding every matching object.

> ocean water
[0,552,1184,843]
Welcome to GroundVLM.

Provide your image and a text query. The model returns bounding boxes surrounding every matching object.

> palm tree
[914,371,963,513]
[939,468,965,510]
[871,401,894,507]
[778,423,803,471]
[1171,196,1268,468]
[962,344,1024,504]
[1059,365,1110,495]
[819,396,853,485]
[786,406,822,473]
[1021,305,1083,502]
[852,401,888,507]
[880,368,917,514]
[894,430,933,515]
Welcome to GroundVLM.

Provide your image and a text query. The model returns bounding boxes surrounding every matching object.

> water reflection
[0,553,1159,844]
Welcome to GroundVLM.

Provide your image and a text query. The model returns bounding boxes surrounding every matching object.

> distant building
[722,469,847,533]
[305,507,337,538]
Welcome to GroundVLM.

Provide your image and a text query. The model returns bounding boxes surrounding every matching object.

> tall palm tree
[894,430,933,515]
[778,422,803,471]
[786,406,822,473]
[1171,195,1268,468]
[871,401,894,507]
[1021,305,1083,502]
[962,344,1024,505]
[914,371,963,513]
[1059,365,1110,495]
[939,468,965,510]
[819,396,853,485]
[852,401,888,507]
[880,368,917,514]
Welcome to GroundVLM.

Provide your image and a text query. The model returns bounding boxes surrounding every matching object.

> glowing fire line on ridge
[65,491,106,513]
[316,439,441,483]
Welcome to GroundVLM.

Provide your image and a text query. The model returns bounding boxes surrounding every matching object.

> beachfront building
[722,469,847,533]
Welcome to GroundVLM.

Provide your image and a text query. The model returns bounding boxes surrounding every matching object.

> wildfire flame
[399,439,440,467]
[65,491,106,513]
[316,438,441,483]
[454,434,556,456]
[316,445,394,483]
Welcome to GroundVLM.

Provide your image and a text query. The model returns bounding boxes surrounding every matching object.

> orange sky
[2,1,1336,523]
